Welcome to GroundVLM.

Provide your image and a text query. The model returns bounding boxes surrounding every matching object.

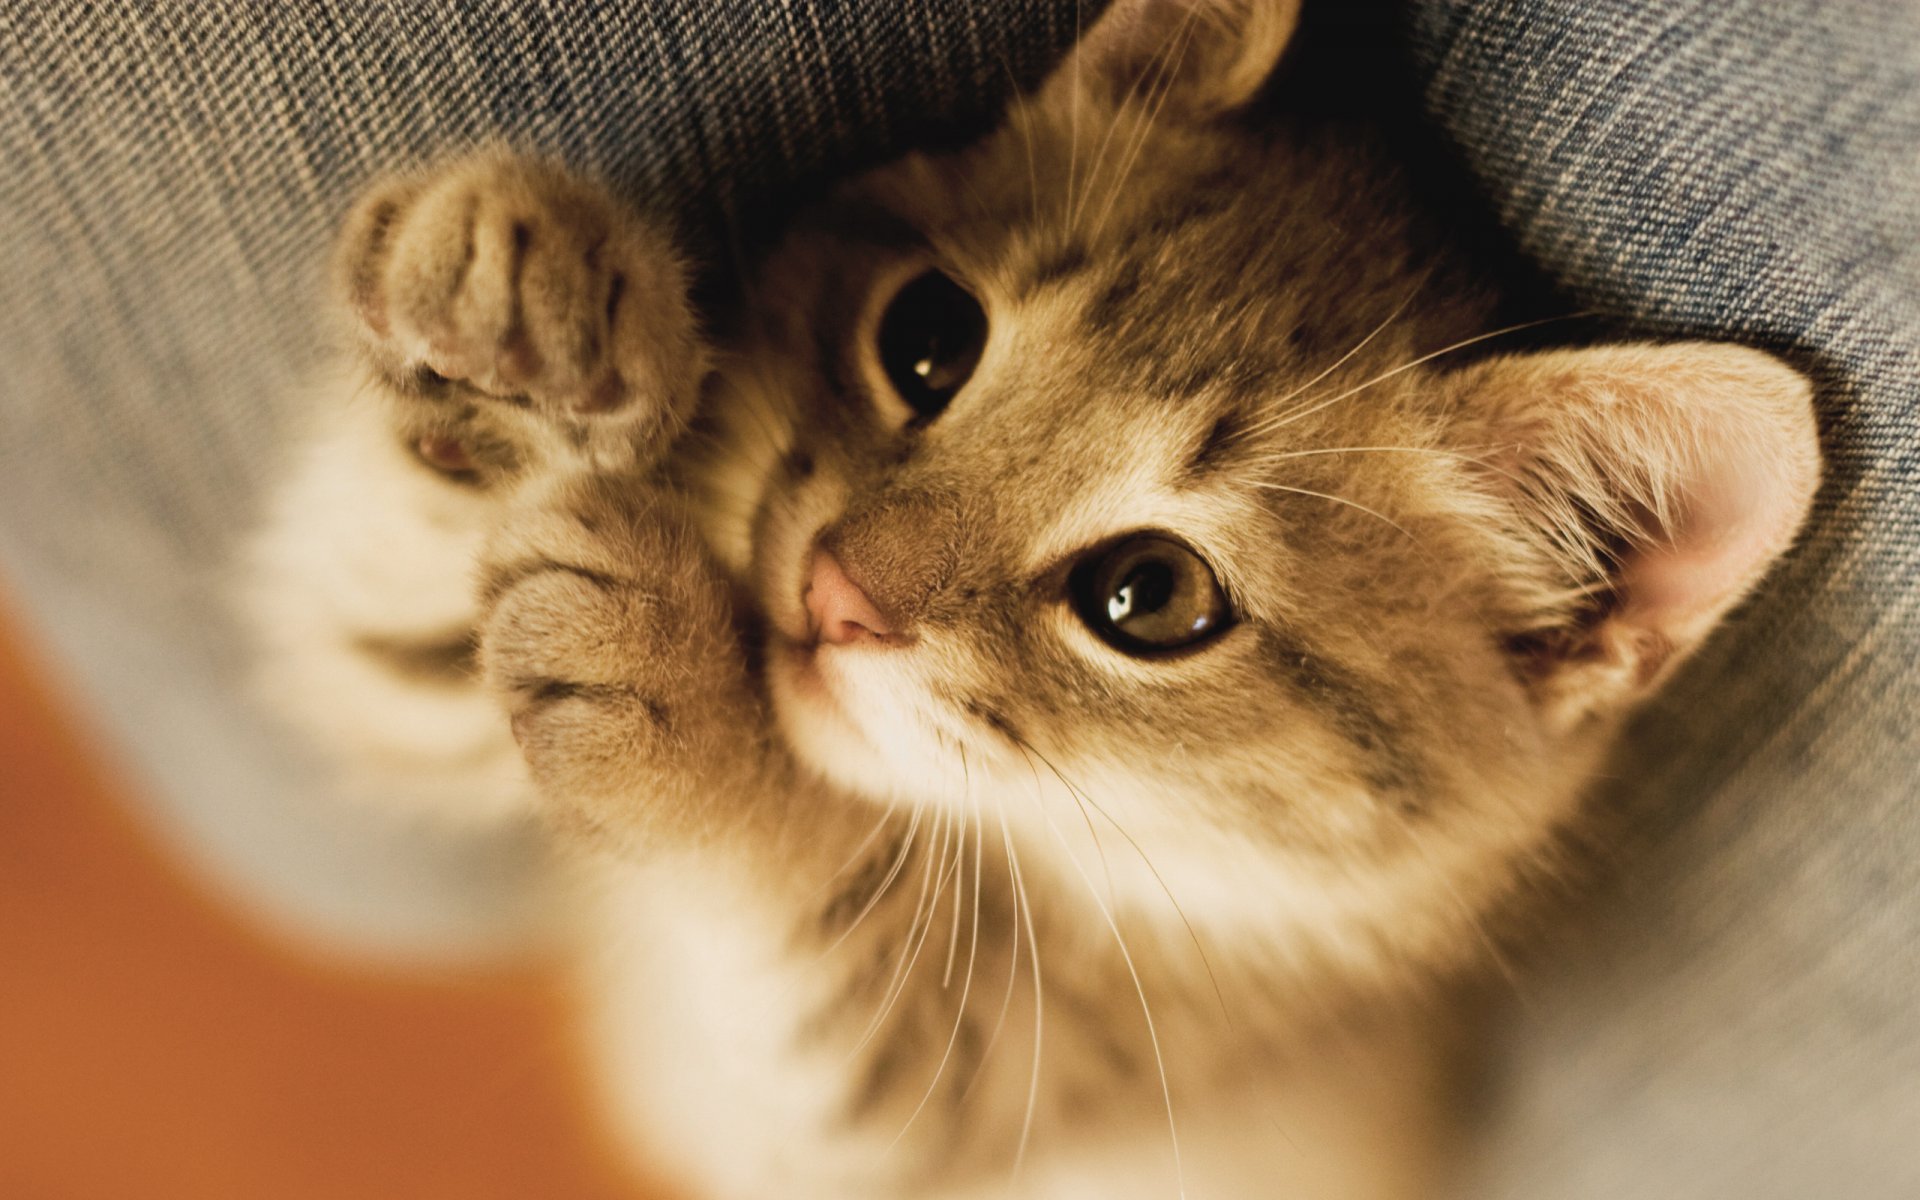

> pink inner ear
[1618,447,1805,651]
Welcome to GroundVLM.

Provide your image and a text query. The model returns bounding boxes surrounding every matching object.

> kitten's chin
[766,636,963,807]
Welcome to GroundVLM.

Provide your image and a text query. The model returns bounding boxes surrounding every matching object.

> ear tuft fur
[1452,343,1821,731]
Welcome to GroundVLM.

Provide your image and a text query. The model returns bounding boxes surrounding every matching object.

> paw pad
[415,434,477,476]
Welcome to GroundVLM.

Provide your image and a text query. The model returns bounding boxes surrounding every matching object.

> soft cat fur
[245,1,1822,1197]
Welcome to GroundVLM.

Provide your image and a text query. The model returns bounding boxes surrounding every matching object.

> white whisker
[1018,737,1115,907]
[958,790,1026,1112]
[853,806,957,1055]
[1024,779,1187,1200]
[943,814,966,988]
[819,803,924,961]
[1000,57,1044,231]
[1068,0,1198,234]
[1027,740,1235,1030]
[1236,279,1428,438]
[888,804,985,1150]
[1087,9,1206,242]
[1000,802,1046,1184]
[803,805,902,907]
[1244,312,1591,440]
[1250,441,1536,491]
[1258,444,1453,463]
[1248,480,1415,539]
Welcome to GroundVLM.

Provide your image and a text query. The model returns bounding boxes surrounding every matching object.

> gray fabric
[0,1,1084,955]
[2,0,1914,1194]
[1409,1,1920,1196]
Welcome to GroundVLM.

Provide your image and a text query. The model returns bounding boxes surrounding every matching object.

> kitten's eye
[1069,534,1232,655]
[876,270,987,419]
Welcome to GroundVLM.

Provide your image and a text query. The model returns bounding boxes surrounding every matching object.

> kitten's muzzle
[806,489,964,644]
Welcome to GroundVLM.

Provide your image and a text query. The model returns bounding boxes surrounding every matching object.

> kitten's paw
[476,479,760,814]
[337,151,706,468]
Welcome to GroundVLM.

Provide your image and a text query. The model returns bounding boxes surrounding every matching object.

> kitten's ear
[1452,344,1821,733]
[1046,0,1303,117]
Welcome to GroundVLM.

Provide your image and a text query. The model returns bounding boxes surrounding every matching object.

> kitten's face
[692,1,1817,966]
[696,99,1529,951]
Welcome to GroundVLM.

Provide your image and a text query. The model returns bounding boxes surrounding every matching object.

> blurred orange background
[0,595,663,1200]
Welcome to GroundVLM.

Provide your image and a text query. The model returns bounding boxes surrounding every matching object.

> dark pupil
[1108,562,1174,626]
[877,270,987,418]
[1070,535,1230,655]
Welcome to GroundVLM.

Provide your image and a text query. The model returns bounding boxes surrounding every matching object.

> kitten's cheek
[766,640,888,789]
[769,640,861,739]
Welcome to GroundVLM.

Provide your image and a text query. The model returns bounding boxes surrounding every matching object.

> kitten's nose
[805,548,897,645]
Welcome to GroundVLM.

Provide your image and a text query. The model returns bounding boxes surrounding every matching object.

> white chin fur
[767,639,974,807]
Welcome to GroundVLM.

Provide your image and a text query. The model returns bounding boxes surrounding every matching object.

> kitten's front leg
[338,149,707,474]
[351,151,760,834]
[247,151,708,819]
[341,159,773,837]
[476,475,776,842]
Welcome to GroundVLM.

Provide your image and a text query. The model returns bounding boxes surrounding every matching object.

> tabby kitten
[246,1,1821,1196]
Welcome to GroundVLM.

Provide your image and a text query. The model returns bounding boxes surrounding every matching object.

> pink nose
[805,548,896,645]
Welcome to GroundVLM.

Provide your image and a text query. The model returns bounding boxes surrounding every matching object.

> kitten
[245,1,1821,1196]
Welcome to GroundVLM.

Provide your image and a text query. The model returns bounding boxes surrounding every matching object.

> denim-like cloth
[2,0,1915,1193]
[1411,1,1920,1196]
